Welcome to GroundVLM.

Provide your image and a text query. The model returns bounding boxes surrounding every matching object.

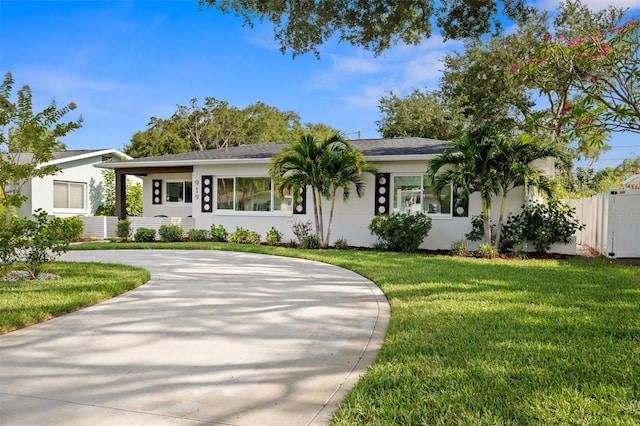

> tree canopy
[199,0,533,56]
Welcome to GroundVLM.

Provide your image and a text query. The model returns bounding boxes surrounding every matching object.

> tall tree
[376,89,465,141]
[199,0,533,56]
[0,72,82,226]
[427,127,502,245]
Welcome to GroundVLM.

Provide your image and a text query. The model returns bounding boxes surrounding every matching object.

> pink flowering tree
[514,20,639,158]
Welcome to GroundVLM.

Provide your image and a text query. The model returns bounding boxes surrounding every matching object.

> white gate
[607,190,640,258]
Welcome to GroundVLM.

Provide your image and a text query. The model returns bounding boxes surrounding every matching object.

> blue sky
[1,0,639,169]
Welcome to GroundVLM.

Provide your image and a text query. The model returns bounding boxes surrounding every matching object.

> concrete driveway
[0,250,389,425]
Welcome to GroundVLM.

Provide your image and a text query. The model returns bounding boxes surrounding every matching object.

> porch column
[115,170,127,220]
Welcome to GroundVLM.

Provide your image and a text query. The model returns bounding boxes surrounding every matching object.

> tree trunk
[494,190,508,250]
[481,197,492,245]
[325,190,337,249]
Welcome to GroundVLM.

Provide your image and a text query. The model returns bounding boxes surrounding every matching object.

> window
[53,181,86,210]
[216,177,292,212]
[393,175,452,215]
[166,181,192,203]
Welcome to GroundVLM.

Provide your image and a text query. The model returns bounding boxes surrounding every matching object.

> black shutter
[201,175,213,213]
[152,179,162,205]
[374,173,390,215]
[293,186,307,215]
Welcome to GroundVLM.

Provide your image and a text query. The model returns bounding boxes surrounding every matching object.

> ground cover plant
[0,262,149,334]
[67,242,640,423]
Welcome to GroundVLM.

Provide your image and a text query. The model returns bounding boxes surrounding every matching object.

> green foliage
[334,238,349,250]
[475,243,498,259]
[0,72,82,224]
[465,215,492,243]
[450,240,468,256]
[187,228,209,242]
[209,224,228,242]
[228,227,261,244]
[516,200,585,253]
[95,169,143,217]
[200,0,530,56]
[376,89,464,140]
[2,210,80,279]
[158,224,183,242]
[300,234,320,249]
[369,212,432,252]
[265,227,282,246]
[116,219,132,240]
[290,219,312,244]
[134,227,156,243]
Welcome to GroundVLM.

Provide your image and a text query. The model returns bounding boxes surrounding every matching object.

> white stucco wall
[141,160,531,250]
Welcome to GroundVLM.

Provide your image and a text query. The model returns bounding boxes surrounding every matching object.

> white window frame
[214,176,293,216]
[53,180,87,212]
[392,174,453,218]
[165,181,192,204]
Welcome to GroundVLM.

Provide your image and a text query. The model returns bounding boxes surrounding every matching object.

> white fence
[80,216,196,240]
[568,190,640,258]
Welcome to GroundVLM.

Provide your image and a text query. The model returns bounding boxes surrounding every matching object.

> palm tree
[492,133,569,249]
[270,133,375,247]
[427,127,502,245]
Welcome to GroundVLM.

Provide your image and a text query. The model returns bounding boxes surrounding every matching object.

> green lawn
[0,262,150,334]
[34,243,640,422]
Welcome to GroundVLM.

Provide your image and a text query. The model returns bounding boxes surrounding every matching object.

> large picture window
[53,181,86,210]
[216,177,292,212]
[393,175,453,215]
[166,181,192,203]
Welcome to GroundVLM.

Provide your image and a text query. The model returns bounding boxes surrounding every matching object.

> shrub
[134,227,156,242]
[60,216,84,241]
[116,219,132,241]
[290,219,312,244]
[158,224,183,242]
[228,227,261,244]
[450,240,468,256]
[210,224,228,242]
[187,228,209,242]
[265,227,283,246]
[476,243,498,259]
[464,215,491,243]
[517,200,585,253]
[369,212,432,252]
[300,234,320,249]
[334,238,349,250]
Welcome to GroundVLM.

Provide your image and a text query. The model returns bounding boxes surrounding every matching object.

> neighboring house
[622,174,640,190]
[99,138,553,251]
[13,149,131,218]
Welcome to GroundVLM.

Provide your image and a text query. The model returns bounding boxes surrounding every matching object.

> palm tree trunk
[494,191,508,250]
[310,187,322,245]
[325,190,337,248]
[481,197,492,245]
[317,192,325,247]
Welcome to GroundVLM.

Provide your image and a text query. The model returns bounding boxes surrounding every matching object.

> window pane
[422,176,451,214]
[274,187,293,212]
[166,182,184,202]
[394,176,422,213]
[53,182,68,209]
[217,178,234,210]
[68,183,85,209]
[236,177,271,211]
[185,181,193,203]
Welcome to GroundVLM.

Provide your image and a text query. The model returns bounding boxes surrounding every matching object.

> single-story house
[10,149,132,218]
[98,137,557,251]
[622,174,640,190]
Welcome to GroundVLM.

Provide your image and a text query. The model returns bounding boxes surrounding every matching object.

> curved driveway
[0,250,389,426]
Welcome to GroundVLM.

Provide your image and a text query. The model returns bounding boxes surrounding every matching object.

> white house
[13,149,131,218]
[98,138,553,251]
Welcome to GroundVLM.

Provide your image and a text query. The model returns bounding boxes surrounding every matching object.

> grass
[0,262,150,334]
[59,243,640,422]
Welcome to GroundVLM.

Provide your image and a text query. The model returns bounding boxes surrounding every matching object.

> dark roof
[114,137,450,165]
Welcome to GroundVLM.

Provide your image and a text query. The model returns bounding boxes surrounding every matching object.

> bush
[517,200,585,253]
[60,216,84,241]
[210,224,228,242]
[265,227,282,246]
[290,219,312,244]
[300,234,320,249]
[369,212,432,252]
[334,238,349,250]
[450,240,468,256]
[116,219,132,241]
[228,227,261,244]
[158,224,183,242]
[476,243,498,259]
[187,228,209,242]
[134,227,156,242]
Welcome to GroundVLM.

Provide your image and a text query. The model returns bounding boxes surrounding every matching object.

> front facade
[101,138,531,250]
[16,149,131,218]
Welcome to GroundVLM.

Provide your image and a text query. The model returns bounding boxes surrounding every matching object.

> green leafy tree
[376,89,465,141]
[427,127,502,245]
[95,169,143,217]
[199,0,533,56]
[0,72,82,227]
[124,118,191,158]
